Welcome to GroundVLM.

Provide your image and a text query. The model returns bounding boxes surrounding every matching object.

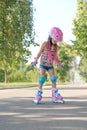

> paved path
[0,86,87,130]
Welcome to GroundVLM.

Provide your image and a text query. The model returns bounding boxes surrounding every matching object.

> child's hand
[31,62,37,67]
[31,57,38,67]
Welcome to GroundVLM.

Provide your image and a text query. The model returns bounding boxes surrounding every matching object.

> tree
[0,0,37,83]
[55,43,74,82]
[79,57,87,82]
[72,0,87,58]
[72,0,87,82]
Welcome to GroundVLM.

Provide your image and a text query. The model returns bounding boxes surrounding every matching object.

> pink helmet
[50,27,63,42]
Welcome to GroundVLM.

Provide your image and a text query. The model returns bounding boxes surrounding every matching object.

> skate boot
[34,89,42,104]
[52,88,64,104]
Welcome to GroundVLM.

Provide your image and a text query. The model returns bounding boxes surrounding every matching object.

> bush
[8,70,26,82]
[26,69,39,82]
[0,69,4,82]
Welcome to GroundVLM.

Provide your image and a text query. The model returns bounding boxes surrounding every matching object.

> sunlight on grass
[0,82,52,87]
[0,82,86,88]
[0,82,64,87]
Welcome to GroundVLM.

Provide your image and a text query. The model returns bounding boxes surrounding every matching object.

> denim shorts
[40,64,54,71]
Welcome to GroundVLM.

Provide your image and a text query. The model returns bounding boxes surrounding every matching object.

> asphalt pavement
[0,85,87,130]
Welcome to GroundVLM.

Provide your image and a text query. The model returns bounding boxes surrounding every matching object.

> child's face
[52,38,57,45]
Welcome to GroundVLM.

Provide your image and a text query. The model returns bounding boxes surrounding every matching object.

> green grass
[0,82,53,88]
[0,82,86,88]
[0,81,69,87]
[0,82,37,87]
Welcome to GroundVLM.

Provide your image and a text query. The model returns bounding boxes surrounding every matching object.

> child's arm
[32,42,46,65]
[36,42,46,59]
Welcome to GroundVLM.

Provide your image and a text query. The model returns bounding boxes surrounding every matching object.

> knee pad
[51,75,57,83]
[39,75,46,85]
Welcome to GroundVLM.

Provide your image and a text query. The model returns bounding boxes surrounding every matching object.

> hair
[46,36,58,63]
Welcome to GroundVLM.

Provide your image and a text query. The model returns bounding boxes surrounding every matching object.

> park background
[0,0,87,87]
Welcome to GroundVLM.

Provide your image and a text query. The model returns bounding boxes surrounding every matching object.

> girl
[32,27,64,104]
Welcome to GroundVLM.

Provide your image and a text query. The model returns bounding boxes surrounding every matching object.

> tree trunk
[5,70,7,84]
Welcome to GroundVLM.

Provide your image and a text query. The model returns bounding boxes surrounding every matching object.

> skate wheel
[34,99,39,104]
[59,100,65,104]
[61,100,65,104]
[52,100,65,104]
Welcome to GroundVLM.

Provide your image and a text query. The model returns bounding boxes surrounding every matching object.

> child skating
[32,27,64,104]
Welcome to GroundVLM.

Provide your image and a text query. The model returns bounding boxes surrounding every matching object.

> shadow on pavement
[0,94,87,130]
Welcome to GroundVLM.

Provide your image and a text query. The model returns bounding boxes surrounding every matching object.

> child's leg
[34,69,46,104]
[48,69,64,103]
[48,68,57,88]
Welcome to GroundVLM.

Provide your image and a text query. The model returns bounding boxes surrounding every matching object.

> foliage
[72,0,87,81]
[79,58,87,82]
[72,0,87,58]
[0,0,37,83]
[0,43,76,83]
[8,70,26,82]
[0,69,4,82]
[7,66,39,82]
[26,68,39,82]
[55,43,75,82]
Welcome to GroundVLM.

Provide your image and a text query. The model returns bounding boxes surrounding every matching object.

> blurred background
[0,0,87,86]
